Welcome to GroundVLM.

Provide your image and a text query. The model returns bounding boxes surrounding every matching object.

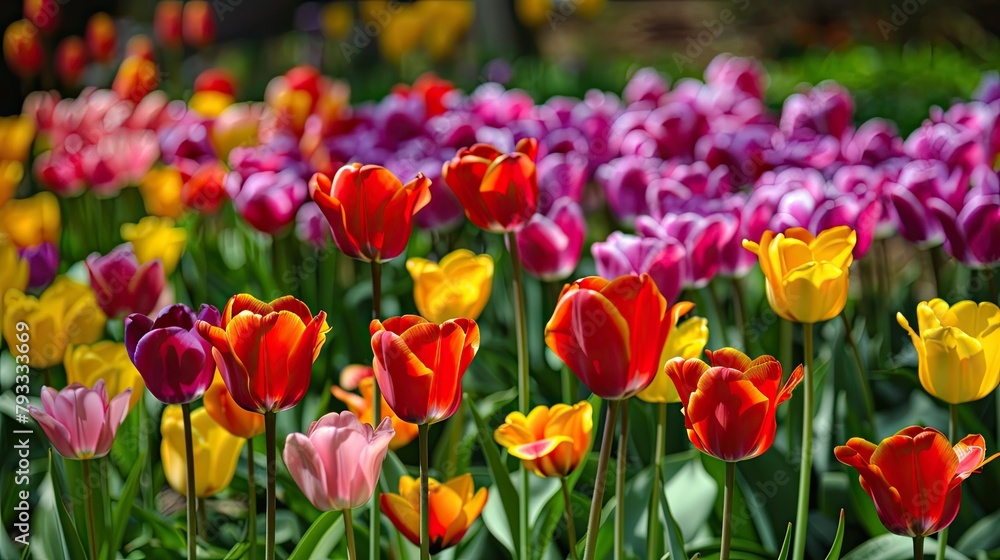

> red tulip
[85,12,115,63]
[24,0,61,34]
[182,1,216,49]
[182,161,228,214]
[194,68,237,96]
[836,427,997,537]
[154,1,183,49]
[443,138,539,232]
[309,165,431,263]
[197,294,330,413]
[666,348,803,461]
[55,36,87,86]
[125,34,155,61]
[370,315,480,425]
[3,20,42,77]
[545,274,689,400]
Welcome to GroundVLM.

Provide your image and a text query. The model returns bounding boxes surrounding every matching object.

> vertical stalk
[840,313,874,432]
[370,260,383,560]
[646,403,667,560]
[83,459,98,560]
[561,477,579,560]
[344,509,358,560]
[418,424,431,560]
[706,283,731,347]
[247,441,257,560]
[730,277,748,351]
[615,402,630,560]
[265,411,277,560]
[182,403,198,559]
[584,400,621,560]
[937,405,959,560]
[792,323,814,560]
[720,462,735,560]
[914,537,925,560]
[506,231,531,560]
[198,498,208,539]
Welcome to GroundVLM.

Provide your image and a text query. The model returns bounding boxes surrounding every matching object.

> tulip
[705,54,766,100]
[85,12,115,63]
[332,373,419,450]
[779,82,854,139]
[182,1,216,48]
[835,427,997,538]
[19,242,58,291]
[204,373,264,439]
[161,405,245,497]
[591,232,686,307]
[622,67,669,105]
[3,277,107,368]
[442,137,539,232]
[28,380,131,460]
[295,201,332,248]
[227,170,308,235]
[112,55,160,103]
[65,341,145,411]
[0,161,23,207]
[897,299,1000,405]
[3,20,42,77]
[0,191,60,248]
[154,0,183,48]
[284,412,394,510]
[140,166,185,219]
[211,103,262,161]
[0,115,33,161]
[742,226,856,324]
[86,244,166,318]
[55,36,88,86]
[637,315,709,403]
[944,167,1000,267]
[121,217,187,276]
[183,161,228,214]
[405,249,493,324]
[0,236,29,325]
[381,474,487,554]
[637,212,730,289]
[125,34,155,61]
[494,401,593,478]
[24,0,61,33]
[309,164,431,262]
[125,303,220,404]
[369,315,480,425]
[516,197,585,281]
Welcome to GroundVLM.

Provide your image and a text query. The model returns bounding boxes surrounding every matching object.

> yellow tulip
[210,102,261,161]
[121,216,187,275]
[161,405,245,498]
[897,299,1000,405]
[406,249,493,324]
[0,191,61,248]
[139,166,185,219]
[0,114,36,162]
[0,160,24,207]
[321,2,353,39]
[742,226,856,324]
[494,401,593,478]
[637,316,710,403]
[3,277,107,368]
[189,91,235,119]
[65,342,146,411]
[0,235,29,342]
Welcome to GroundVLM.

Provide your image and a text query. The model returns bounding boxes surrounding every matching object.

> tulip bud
[55,36,88,86]
[125,34,156,61]
[3,20,43,77]
[154,1,183,49]
[112,55,160,103]
[182,1,216,49]
[24,0,61,34]
[516,197,585,281]
[85,12,116,63]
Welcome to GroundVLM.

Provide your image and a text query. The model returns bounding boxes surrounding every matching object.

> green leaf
[223,542,251,559]
[287,510,344,560]
[956,510,1000,555]
[48,452,88,560]
[659,478,686,560]
[105,452,145,560]
[841,535,970,560]
[129,505,186,551]
[776,523,793,560]
[824,510,846,560]
[465,396,520,552]
[665,456,717,540]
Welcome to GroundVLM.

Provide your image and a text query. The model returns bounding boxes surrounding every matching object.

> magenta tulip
[636,212,729,289]
[841,118,905,165]
[779,82,854,139]
[592,231,685,303]
[283,412,394,511]
[226,169,309,235]
[20,242,59,290]
[595,155,661,222]
[516,197,585,281]
[622,67,669,105]
[705,54,766,100]
[86,244,166,318]
[28,380,131,460]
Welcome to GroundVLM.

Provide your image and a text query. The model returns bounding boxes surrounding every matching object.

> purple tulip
[159,112,216,166]
[905,120,988,173]
[623,67,669,106]
[705,54,767,100]
[841,119,905,165]
[647,99,709,159]
[596,155,664,222]
[295,202,332,248]
[86,244,166,318]
[226,169,309,235]
[516,198,585,281]
[766,132,842,170]
[469,83,535,128]
[592,231,686,303]
[20,242,59,290]
[696,125,774,185]
[537,151,588,211]
[125,304,221,404]
[647,161,734,217]
[973,72,1000,105]
[229,135,310,179]
[885,159,965,246]
[779,82,854,139]
[934,166,1000,267]
[636,212,729,289]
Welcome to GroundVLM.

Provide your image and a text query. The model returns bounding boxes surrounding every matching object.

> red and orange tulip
[494,401,593,478]
[442,138,539,232]
[836,427,997,537]
[197,294,330,413]
[370,315,480,425]
[666,348,803,462]
[203,373,265,440]
[544,274,688,400]
[381,474,487,554]
[332,370,419,449]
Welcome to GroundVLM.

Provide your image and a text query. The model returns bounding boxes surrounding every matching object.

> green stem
[646,403,667,560]
[265,411,277,560]
[915,536,925,560]
[370,260,383,560]
[198,498,208,540]
[182,403,198,559]
[937,405,959,560]
[83,459,98,560]
[506,231,531,560]
[730,277,748,351]
[584,400,621,560]
[792,323,814,560]
[720,462,735,560]
[615,401,629,560]
[344,509,358,560]
[418,424,430,560]
[561,477,579,560]
[561,365,574,404]
[247,441,257,560]
[706,283,731,347]
[840,313,874,432]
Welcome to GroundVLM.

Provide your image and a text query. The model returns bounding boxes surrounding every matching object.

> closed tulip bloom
[197,294,330,413]
[204,373,264,439]
[545,274,686,400]
[121,217,187,276]
[309,165,431,262]
[20,242,58,290]
[406,249,493,324]
[284,412,394,511]
[227,170,308,235]
[835,427,998,537]
[161,405,245,497]
[3,277,106,368]
[332,375,418,449]
[0,161,23,207]
[3,20,42,77]
[139,166,184,219]
[666,348,804,461]
[183,161,228,214]
[66,342,145,411]
[112,55,160,103]
[637,315,709,403]
[443,137,539,232]
[381,474,487,553]
[897,299,1000,404]
[87,244,166,318]
[0,192,61,248]
[154,0,182,48]
[742,226,856,324]
[55,36,87,86]
[24,0,61,33]
[516,197,585,281]
[125,304,220,404]
[182,1,215,48]
[85,12,115,63]
[370,315,480,425]
[494,401,593,478]
[0,114,35,164]
[28,380,131,460]
[592,232,686,304]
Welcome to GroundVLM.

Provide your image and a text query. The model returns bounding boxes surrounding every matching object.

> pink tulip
[779,82,854,139]
[283,412,394,511]
[516,198,585,281]
[705,54,767,100]
[842,118,905,165]
[596,155,662,222]
[28,380,131,460]
[622,67,669,106]
[636,212,729,289]
[592,232,685,303]
[86,244,166,318]
[226,169,308,235]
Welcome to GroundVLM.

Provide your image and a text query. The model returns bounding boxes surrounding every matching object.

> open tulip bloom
[381,474,488,554]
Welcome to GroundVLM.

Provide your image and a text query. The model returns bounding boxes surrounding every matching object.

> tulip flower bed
[3,48,1000,560]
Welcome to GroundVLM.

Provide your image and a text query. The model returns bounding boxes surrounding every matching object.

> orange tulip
[154,1,183,49]
[55,36,87,86]
[182,1,215,48]
[85,12,115,63]
[3,20,43,77]
[332,370,418,449]
[204,373,265,439]
[666,348,803,462]
[442,138,538,232]
[112,56,159,103]
[494,401,593,478]
[381,473,487,553]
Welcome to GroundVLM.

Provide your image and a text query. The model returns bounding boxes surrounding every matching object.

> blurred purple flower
[705,54,767,100]
[226,169,308,235]
[780,82,854,139]
[636,212,729,288]
[842,118,905,165]
[537,151,588,211]
[20,242,59,290]
[592,231,685,303]
[623,67,669,106]
[295,202,331,248]
[596,155,662,222]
